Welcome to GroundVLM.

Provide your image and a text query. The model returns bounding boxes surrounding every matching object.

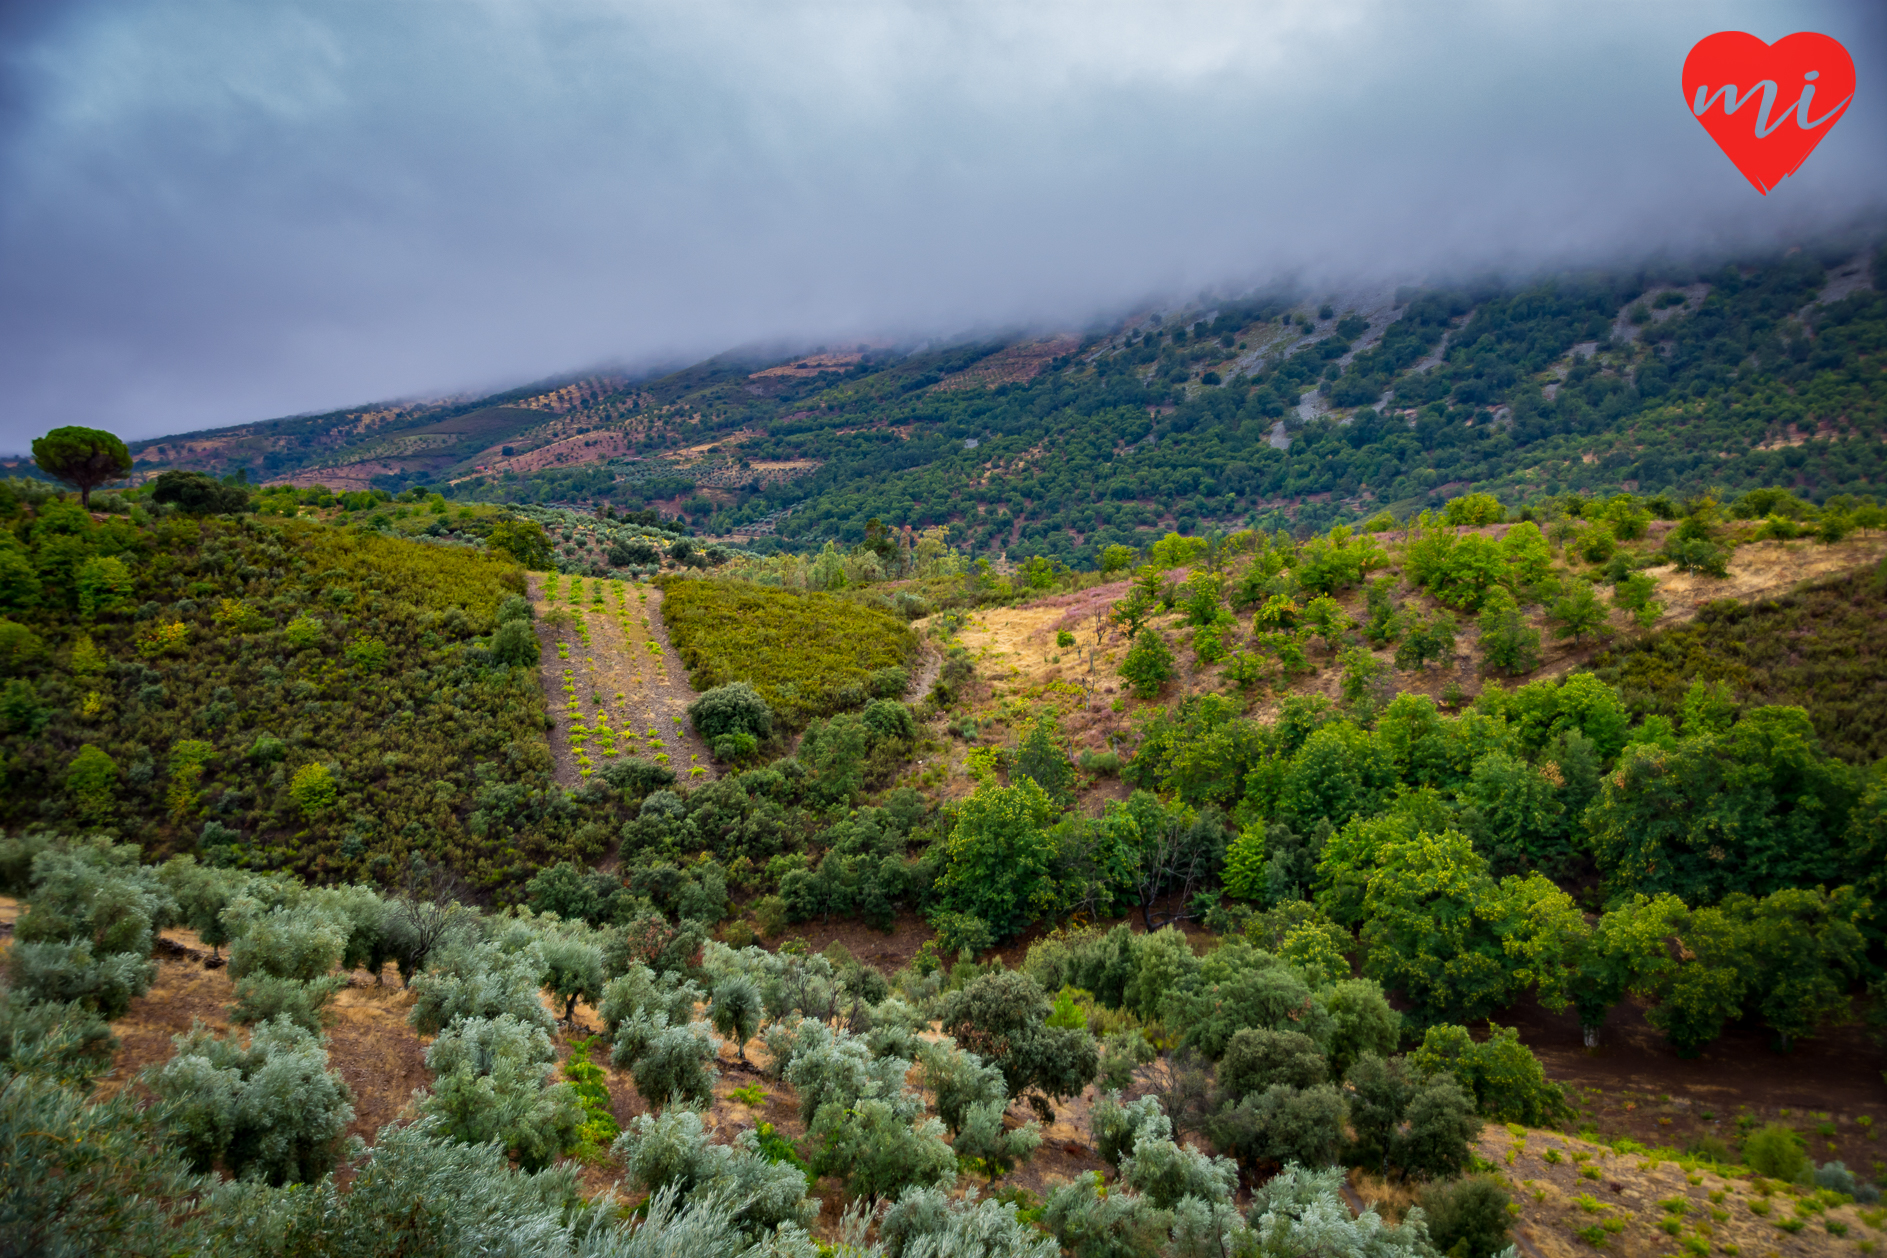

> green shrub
[1420,1174,1513,1258]
[488,618,540,666]
[288,763,337,816]
[5,939,155,1019]
[1742,1123,1808,1181]
[228,974,345,1033]
[688,681,774,744]
[1119,630,1177,698]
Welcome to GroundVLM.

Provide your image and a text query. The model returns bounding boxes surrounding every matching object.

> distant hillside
[107,236,1885,566]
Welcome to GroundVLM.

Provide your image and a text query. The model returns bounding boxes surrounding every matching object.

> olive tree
[146,1016,354,1185]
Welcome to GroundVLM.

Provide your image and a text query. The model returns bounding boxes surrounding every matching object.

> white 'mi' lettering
[1693,72,1848,136]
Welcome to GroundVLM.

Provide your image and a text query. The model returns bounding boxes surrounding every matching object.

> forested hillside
[63,239,1884,576]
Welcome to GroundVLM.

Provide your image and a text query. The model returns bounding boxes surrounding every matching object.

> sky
[0,1,1883,452]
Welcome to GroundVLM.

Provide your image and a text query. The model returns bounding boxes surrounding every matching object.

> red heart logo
[1682,31,1855,194]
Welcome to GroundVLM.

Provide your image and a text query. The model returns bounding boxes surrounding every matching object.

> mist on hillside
[0,0,1883,447]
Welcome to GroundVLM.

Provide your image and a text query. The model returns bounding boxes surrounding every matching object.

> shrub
[6,939,155,1019]
[1120,631,1177,698]
[65,745,118,822]
[610,1107,816,1236]
[1120,1131,1238,1208]
[1209,1082,1346,1171]
[1742,1123,1807,1181]
[288,763,337,816]
[146,1015,354,1185]
[227,905,346,982]
[811,1096,956,1201]
[1090,1091,1167,1168]
[625,1020,720,1110]
[418,1013,582,1172]
[935,779,1061,944]
[228,974,344,1033]
[1420,1175,1513,1258]
[938,971,1099,1120]
[407,941,555,1037]
[1248,1163,1438,1258]
[1218,1028,1327,1101]
[1394,1073,1481,1180]
[488,619,540,666]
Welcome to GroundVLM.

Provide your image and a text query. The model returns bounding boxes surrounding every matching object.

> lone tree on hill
[32,427,132,507]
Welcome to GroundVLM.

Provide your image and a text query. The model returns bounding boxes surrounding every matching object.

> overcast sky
[0,1,1882,452]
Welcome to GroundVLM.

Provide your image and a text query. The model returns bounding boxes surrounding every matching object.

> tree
[709,974,762,1061]
[1548,578,1611,644]
[1303,595,1346,653]
[936,778,1060,943]
[1359,829,1516,1028]
[31,427,131,508]
[1476,589,1541,675]
[1100,544,1139,576]
[486,518,553,569]
[1421,1175,1513,1258]
[937,971,1099,1121]
[1108,587,1157,642]
[688,682,773,748]
[418,1013,582,1171]
[1012,711,1073,803]
[146,1015,354,1185]
[149,470,249,515]
[75,556,134,621]
[610,1107,815,1237]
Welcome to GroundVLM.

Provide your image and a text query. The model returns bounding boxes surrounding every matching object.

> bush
[937,971,1099,1120]
[809,1095,956,1201]
[6,940,155,1019]
[1090,1091,1167,1168]
[1119,631,1177,698]
[288,763,337,816]
[611,1107,816,1236]
[228,974,344,1033]
[1419,1175,1513,1258]
[624,1021,720,1110]
[227,905,346,983]
[1209,1082,1346,1171]
[1119,1131,1238,1208]
[488,619,540,666]
[407,940,555,1037]
[418,1013,582,1171]
[146,1015,354,1185]
[1218,1028,1327,1101]
[688,681,774,744]
[1742,1123,1808,1181]
[1394,1074,1481,1180]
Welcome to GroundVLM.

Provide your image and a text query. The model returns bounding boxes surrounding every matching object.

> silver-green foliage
[13,838,175,957]
[1247,1163,1441,1258]
[146,1015,355,1185]
[879,1185,1059,1258]
[1,1061,209,1258]
[409,940,555,1037]
[708,974,762,1058]
[1118,1130,1238,1210]
[419,1014,582,1172]
[610,1106,816,1236]
[204,1117,821,1258]
[226,902,348,982]
[1089,1091,1167,1169]
[5,939,156,1019]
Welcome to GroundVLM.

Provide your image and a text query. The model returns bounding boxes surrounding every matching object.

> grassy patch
[658,577,917,726]
[1588,556,1887,762]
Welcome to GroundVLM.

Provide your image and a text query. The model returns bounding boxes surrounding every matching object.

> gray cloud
[1,0,1882,450]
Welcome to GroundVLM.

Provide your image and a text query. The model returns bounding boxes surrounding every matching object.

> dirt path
[528,573,716,793]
